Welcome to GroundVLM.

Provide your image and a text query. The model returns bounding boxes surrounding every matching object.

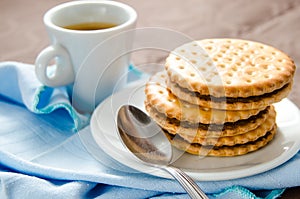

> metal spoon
[117,105,208,199]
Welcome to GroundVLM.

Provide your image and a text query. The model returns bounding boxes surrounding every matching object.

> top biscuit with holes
[165,39,296,98]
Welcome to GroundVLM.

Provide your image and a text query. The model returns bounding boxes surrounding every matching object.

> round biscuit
[165,38,296,98]
[146,104,273,138]
[164,126,277,157]
[167,78,292,110]
[145,71,265,124]
[177,109,275,146]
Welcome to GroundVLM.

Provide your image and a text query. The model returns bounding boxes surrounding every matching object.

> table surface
[0,0,299,198]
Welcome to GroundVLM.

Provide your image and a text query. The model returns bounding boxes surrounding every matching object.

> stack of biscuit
[144,38,296,156]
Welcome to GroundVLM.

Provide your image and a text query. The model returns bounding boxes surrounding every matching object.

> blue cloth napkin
[0,61,299,199]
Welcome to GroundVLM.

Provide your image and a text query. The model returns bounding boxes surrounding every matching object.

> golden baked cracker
[178,109,275,146]
[164,126,277,157]
[145,71,265,124]
[165,39,295,98]
[146,104,274,138]
[167,78,292,110]
[149,105,275,146]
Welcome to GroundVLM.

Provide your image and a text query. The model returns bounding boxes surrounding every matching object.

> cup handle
[35,44,75,87]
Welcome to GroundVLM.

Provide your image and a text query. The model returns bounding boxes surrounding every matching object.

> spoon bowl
[117,105,172,166]
[117,105,208,199]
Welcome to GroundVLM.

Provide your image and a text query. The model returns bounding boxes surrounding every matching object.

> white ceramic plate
[90,83,300,181]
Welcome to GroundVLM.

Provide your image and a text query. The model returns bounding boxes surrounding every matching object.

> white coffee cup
[35,1,137,113]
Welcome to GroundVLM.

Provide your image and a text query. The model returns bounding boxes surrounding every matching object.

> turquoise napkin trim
[32,85,89,131]
[212,186,284,199]
[0,62,90,132]
[0,61,147,133]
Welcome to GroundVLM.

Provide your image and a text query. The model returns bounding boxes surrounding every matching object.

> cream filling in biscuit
[171,81,290,104]
[164,125,277,156]
[154,106,270,131]
[165,129,274,148]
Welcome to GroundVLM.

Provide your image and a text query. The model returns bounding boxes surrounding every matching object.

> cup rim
[44,0,137,33]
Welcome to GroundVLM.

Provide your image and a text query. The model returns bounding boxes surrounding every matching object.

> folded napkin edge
[31,85,90,131]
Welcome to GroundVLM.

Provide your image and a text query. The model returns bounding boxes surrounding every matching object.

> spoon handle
[164,166,209,199]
